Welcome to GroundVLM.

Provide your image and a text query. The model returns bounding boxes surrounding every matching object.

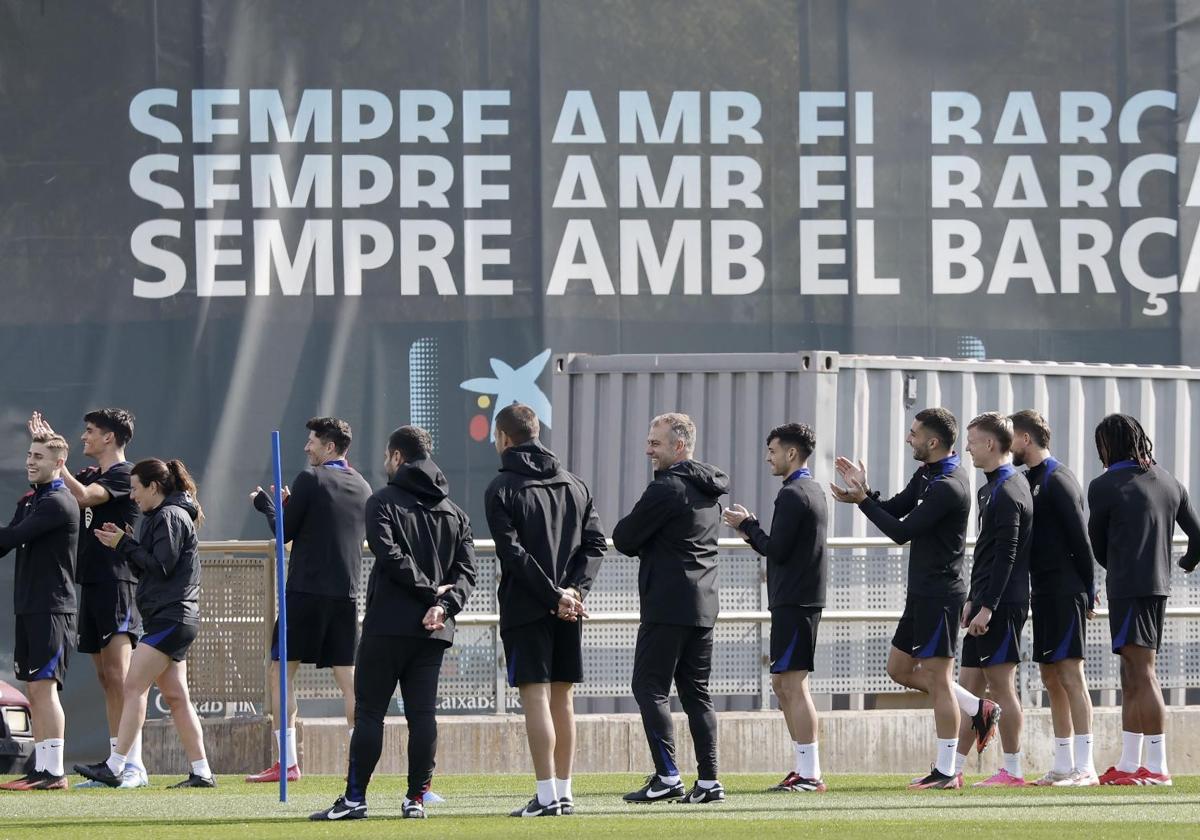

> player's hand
[94,521,124,548]
[555,590,587,622]
[27,411,55,438]
[1086,591,1100,620]
[967,606,992,636]
[829,482,855,504]
[840,476,868,504]
[960,601,972,629]
[436,584,453,596]
[422,605,446,631]
[722,504,751,529]
[835,457,868,490]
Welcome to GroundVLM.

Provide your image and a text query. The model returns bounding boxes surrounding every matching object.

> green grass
[0,773,1197,839]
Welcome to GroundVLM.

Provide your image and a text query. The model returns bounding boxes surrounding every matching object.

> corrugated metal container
[551,351,1200,539]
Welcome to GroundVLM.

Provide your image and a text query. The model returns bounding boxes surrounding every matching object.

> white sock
[952,684,982,716]
[1053,738,1073,774]
[535,778,557,806]
[109,737,119,752]
[287,727,298,767]
[697,779,719,789]
[954,750,968,775]
[1145,733,1168,775]
[1073,733,1095,773]
[555,777,572,801]
[44,739,65,777]
[659,773,681,785]
[1003,751,1023,779]
[794,742,819,779]
[936,738,958,776]
[107,749,127,776]
[191,758,212,779]
[1118,731,1143,773]
[34,741,46,773]
[127,733,145,772]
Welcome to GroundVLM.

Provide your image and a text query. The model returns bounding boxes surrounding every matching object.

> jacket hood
[389,458,450,503]
[163,491,200,522]
[500,440,561,479]
[662,459,729,498]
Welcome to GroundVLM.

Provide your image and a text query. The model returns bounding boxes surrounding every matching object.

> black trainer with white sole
[509,797,561,817]
[623,775,685,803]
[678,782,725,804]
[310,796,367,821]
[74,761,120,788]
[168,773,216,788]
[402,798,426,819]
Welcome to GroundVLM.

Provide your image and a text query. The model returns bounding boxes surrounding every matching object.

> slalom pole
[271,431,289,803]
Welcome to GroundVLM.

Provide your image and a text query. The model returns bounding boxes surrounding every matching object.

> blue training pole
[271,431,288,803]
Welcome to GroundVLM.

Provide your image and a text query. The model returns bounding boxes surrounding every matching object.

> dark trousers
[345,634,446,801]
[631,622,718,780]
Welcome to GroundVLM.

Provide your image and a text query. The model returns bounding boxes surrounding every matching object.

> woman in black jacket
[75,459,214,789]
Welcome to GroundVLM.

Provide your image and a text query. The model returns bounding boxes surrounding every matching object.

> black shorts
[1108,596,1167,653]
[769,606,822,674]
[501,615,584,687]
[77,580,143,654]
[15,613,75,687]
[141,618,199,662]
[961,602,1027,668]
[271,591,358,668]
[1032,593,1088,664]
[892,595,963,659]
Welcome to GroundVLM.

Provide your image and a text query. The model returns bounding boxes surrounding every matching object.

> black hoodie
[361,458,476,645]
[0,480,79,615]
[484,440,607,631]
[118,492,201,624]
[612,459,729,627]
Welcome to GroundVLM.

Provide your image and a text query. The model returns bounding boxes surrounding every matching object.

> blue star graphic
[460,349,553,441]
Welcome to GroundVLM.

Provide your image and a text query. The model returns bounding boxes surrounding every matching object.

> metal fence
[189,536,1200,715]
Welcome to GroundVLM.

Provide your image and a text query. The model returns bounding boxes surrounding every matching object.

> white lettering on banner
[124,86,1200,312]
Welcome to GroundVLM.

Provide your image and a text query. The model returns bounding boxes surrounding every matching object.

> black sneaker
[788,776,828,792]
[168,773,216,789]
[29,773,68,791]
[908,765,963,790]
[509,796,561,817]
[558,796,574,815]
[310,796,367,821]
[74,761,120,788]
[972,699,1002,753]
[402,798,426,819]
[678,781,725,804]
[623,775,685,803]
[771,771,801,791]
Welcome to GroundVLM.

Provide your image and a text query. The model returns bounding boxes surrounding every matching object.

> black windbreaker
[612,459,729,627]
[254,460,372,599]
[119,492,201,624]
[858,454,971,599]
[739,469,828,609]
[1088,461,1200,597]
[484,440,607,631]
[1023,458,1097,604]
[0,480,79,615]
[361,458,476,645]
[968,465,1033,610]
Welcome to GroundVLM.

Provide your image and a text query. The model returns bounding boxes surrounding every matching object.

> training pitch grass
[0,773,1194,839]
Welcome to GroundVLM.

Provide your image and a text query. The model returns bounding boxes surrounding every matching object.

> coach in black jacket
[485,404,605,817]
[314,425,476,822]
[613,412,729,805]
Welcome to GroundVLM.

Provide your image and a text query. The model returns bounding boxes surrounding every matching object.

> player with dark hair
[614,413,729,805]
[311,425,476,821]
[954,412,1032,786]
[0,433,78,791]
[1089,414,1200,785]
[75,458,214,789]
[28,409,146,786]
[1009,409,1099,786]
[246,416,372,783]
[486,404,606,817]
[724,422,828,792]
[832,407,994,790]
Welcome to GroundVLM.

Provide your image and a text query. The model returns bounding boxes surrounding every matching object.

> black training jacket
[1023,458,1097,604]
[484,440,607,631]
[361,458,477,645]
[858,455,972,599]
[254,460,372,600]
[119,492,201,624]
[739,470,828,609]
[968,465,1033,611]
[0,480,79,615]
[612,459,729,627]
[74,461,141,585]
[1088,462,1200,597]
